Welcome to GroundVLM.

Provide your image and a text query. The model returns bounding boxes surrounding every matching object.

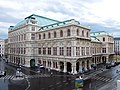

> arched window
[43,33,45,39]
[67,29,71,36]
[60,30,63,37]
[48,32,51,38]
[86,32,89,37]
[54,31,57,38]
[39,34,41,39]
[103,37,105,41]
[82,30,84,37]
[77,29,79,36]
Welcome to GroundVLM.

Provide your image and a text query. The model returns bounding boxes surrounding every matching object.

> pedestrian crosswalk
[0,74,50,80]
[25,74,50,79]
[92,75,111,82]
[0,75,15,80]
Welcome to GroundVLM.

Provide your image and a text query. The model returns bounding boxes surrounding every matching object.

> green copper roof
[11,14,60,30]
[39,19,90,30]
[114,37,120,40]
[90,31,109,36]
[91,36,101,42]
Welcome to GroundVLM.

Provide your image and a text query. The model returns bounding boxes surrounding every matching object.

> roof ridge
[30,14,60,22]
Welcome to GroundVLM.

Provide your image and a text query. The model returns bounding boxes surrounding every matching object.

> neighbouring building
[0,39,5,57]
[8,14,114,74]
[114,37,120,55]
[4,39,8,59]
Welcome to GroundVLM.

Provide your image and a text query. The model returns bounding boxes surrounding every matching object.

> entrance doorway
[67,62,72,72]
[59,62,64,71]
[76,62,79,72]
[30,59,35,68]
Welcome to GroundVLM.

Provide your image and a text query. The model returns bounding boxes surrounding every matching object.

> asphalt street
[0,57,120,90]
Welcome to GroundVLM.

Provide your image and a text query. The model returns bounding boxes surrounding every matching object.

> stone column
[89,59,92,69]
[71,62,77,74]
[79,61,83,73]
[51,61,53,69]
[84,60,87,71]
[63,62,67,73]
[57,61,60,71]
[106,55,109,63]
[46,60,48,68]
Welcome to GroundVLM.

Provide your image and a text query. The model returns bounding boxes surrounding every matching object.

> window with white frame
[66,47,71,56]
[53,47,57,55]
[43,48,46,55]
[48,47,51,55]
[31,33,35,40]
[60,47,64,55]
[76,47,80,56]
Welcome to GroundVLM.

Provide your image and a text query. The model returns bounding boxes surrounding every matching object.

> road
[0,57,120,90]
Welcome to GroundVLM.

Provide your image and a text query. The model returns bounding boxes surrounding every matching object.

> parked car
[111,62,116,67]
[91,64,97,70]
[115,62,120,65]
[106,63,111,69]
[16,70,23,77]
[39,64,45,69]
[0,71,6,77]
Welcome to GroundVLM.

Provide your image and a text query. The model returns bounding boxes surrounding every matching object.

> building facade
[8,14,114,74]
[114,38,120,55]
[0,39,5,57]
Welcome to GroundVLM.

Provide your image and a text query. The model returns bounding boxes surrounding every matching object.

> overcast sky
[0,0,120,39]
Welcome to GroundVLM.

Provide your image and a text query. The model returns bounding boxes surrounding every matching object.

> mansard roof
[90,31,110,36]
[10,14,60,30]
[91,36,101,43]
[39,19,90,31]
[114,37,120,40]
[9,14,90,31]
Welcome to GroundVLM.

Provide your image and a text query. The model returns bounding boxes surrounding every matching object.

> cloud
[0,0,120,39]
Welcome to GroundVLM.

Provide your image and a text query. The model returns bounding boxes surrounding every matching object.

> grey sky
[0,0,120,39]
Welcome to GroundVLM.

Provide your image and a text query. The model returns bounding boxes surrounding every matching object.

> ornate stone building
[0,39,5,57]
[8,14,114,74]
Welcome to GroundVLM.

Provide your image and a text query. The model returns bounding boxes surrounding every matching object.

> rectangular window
[24,34,26,40]
[53,47,57,55]
[60,47,64,55]
[102,48,106,53]
[24,48,26,54]
[67,47,71,56]
[32,26,35,31]
[81,47,85,56]
[86,47,89,55]
[43,48,46,55]
[31,33,35,40]
[76,47,80,56]
[48,47,51,55]
[38,48,41,54]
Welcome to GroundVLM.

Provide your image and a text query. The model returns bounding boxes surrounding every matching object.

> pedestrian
[50,72,53,76]
[116,70,119,73]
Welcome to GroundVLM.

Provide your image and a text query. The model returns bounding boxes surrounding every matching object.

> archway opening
[76,62,79,72]
[102,56,106,64]
[67,62,72,72]
[30,59,35,68]
[82,61,85,72]
[59,62,64,71]
[87,60,89,70]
